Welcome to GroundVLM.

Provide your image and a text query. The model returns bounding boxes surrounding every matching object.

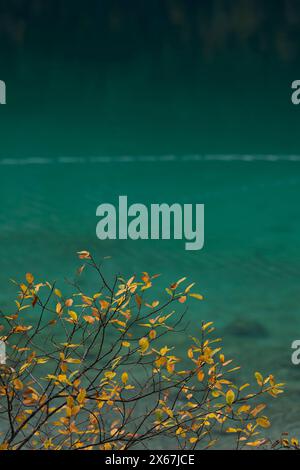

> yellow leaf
[255,371,263,386]
[246,440,266,447]
[56,302,62,315]
[189,437,198,443]
[149,330,156,340]
[83,315,95,324]
[19,363,31,374]
[226,428,238,433]
[99,299,109,310]
[189,293,204,300]
[239,383,250,392]
[68,310,78,322]
[250,403,266,417]
[77,388,86,404]
[202,321,213,330]
[26,273,34,284]
[65,358,81,364]
[19,305,31,311]
[104,371,116,380]
[226,389,235,406]
[14,325,32,333]
[77,251,91,259]
[67,396,74,408]
[20,283,28,294]
[184,283,195,294]
[13,379,23,390]
[65,298,73,307]
[72,405,80,416]
[238,405,251,414]
[139,337,149,353]
[121,372,128,385]
[160,346,169,356]
[197,370,204,382]
[187,348,194,359]
[256,416,270,428]
[82,295,93,306]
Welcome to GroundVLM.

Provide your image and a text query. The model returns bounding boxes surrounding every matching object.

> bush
[0,251,292,450]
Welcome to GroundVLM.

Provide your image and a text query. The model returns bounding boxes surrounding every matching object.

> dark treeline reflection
[0,0,300,62]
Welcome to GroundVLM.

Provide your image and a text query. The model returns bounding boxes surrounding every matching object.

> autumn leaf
[68,310,78,322]
[83,315,95,324]
[189,293,204,300]
[149,330,156,340]
[135,294,142,308]
[139,337,149,353]
[197,370,204,382]
[77,388,87,405]
[250,403,266,417]
[226,389,235,406]
[13,379,23,390]
[104,371,116,380]
[187,348,193,359]
[246,440,266,447]
[255,371,263,386]
[121,372,128,385]
[99,300,109,310]
[54,288,62,298]
[226,428,239,433]
[65,358,81,364]
[202,321,213,331]
[256,416,270,428]
[26,273,34,284]
[14,325,32,333]
[77,251,91,259]
[56,302,63,315]
[65,298,73,307]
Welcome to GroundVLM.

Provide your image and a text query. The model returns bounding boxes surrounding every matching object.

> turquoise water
[0,155,300,440]
[1,35,300,444]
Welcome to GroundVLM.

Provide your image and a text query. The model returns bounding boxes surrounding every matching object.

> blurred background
[0,0,300,446]
[0,0,300,155]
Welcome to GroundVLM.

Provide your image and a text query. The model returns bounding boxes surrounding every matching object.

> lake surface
[0,155,299,441]
[1,22,300,442]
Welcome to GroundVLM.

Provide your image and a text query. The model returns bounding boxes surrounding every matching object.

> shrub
[0,251,290,450]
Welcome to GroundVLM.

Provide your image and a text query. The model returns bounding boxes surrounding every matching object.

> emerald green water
[1,48,300,442]
[0,157,299,440]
